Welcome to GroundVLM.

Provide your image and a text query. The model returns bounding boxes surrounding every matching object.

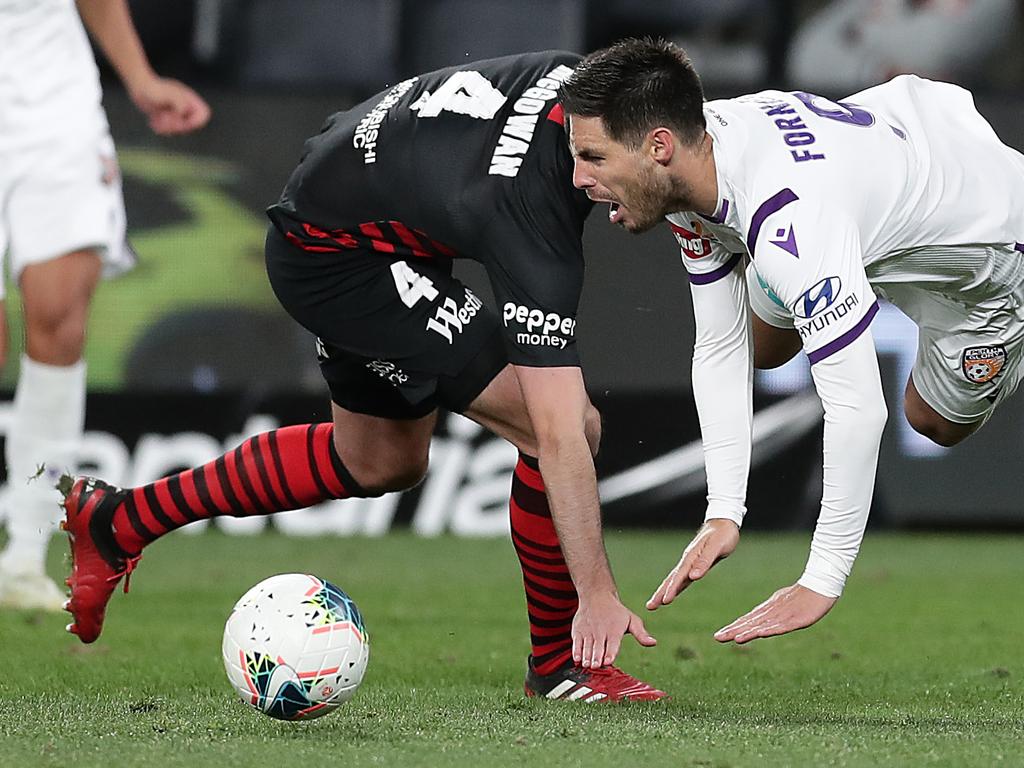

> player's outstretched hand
[130,77,211,136]
[713,583,837,644]
[572,592,656,668]
[647,519,739,610]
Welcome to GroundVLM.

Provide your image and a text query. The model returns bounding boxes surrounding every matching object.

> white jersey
[0,0,132,280]
[669,76,1024,597]
[0,0,106,150]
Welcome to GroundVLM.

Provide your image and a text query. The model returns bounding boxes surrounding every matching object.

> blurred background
[4,0,1022,536]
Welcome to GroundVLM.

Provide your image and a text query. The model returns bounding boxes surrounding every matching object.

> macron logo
[770,224,799,258]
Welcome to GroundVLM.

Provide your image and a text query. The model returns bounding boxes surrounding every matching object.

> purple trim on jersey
[687,252,742,285]
[747,188,799,257]
[807,301,879,365]
[1014,242,1024,254]
[698,199,730,225]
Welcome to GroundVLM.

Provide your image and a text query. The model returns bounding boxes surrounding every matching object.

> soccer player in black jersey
[61,51,667,701]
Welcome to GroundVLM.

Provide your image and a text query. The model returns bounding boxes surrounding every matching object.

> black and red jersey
[266,50,593,366]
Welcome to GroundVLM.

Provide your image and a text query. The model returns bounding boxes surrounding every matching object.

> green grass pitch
[1,531,1021,767]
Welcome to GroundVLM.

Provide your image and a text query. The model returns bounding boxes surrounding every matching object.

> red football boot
[523,656,669,702]
[61,477,141,643]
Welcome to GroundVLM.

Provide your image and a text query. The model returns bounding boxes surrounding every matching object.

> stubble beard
[622,166,694,235]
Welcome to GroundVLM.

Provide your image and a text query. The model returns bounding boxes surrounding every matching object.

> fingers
[646,541,713,610]
[573,604,658,669]
[143,83,212,136]
[149,101,210,135]
[732,621,787,645]
[576,629,606,669]
[713,600,776,643]
[687,549,715,581]
[713,585,834,644]
[585,635,605,669]
[592,636,607,669]
[627,613,657,648]
[646,568,680,611]
[603,632,622,667]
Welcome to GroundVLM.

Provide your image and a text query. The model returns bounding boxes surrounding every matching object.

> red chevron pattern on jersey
[285,220,458,259]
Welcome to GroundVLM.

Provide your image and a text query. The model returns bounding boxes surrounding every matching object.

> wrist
[704,509,744,528]
[123,66,159,98]
[577,588,620,607]
[797,563,845,599]
[704,500,745,527]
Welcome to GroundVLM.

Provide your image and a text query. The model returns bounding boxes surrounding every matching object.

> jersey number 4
[411,71,507,120]
[390,261,439,307]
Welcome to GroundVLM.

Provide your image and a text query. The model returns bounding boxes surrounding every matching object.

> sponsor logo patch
[793,276,842,319]
[962,345,1007,384]
[426,288,483,344]
[670,222,713,259]
[502,302,576,349]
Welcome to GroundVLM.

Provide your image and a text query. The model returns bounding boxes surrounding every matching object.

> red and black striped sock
[110,423,361,555]
[509,453,578,675]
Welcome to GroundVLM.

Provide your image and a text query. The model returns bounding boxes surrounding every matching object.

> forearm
[536,433,617,598]
[801,333,887,597]
[690,265,753,526]
[76,0,155,92]
[692,338,752,526]
[514,365,618,600]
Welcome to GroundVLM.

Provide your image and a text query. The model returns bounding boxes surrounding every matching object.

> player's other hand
[647,518,739,610]
[130,77,211,135]
[572,592,656,668]
[713,583,837,644]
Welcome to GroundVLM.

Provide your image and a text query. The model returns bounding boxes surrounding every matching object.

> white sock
[0,355,86,575]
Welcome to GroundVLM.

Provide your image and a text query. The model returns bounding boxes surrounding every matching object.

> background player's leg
[904,376,980,447]
[0,250,99,610]
[464,364,602,675]
[0,300,8,369]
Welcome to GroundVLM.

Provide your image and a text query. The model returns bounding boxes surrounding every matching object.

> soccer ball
[222,573,369,720]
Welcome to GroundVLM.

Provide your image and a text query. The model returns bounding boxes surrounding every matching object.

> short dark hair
[559,37,706,148]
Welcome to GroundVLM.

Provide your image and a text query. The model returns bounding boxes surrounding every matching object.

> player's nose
[572,161,595,190]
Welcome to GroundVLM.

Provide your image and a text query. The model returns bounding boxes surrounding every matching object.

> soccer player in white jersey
[559,38,1024,642]
[0,0,209,610]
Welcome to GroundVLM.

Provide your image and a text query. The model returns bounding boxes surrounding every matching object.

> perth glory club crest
[961,345,1007,384]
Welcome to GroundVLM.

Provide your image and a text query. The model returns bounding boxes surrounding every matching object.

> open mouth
[608,202,625,225]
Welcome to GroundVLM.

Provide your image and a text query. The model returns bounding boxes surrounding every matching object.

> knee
[349,458,429,496]
[25,311,88,364]
[367,462,429,495]
[334,435,429,495]
[904,402,974,447]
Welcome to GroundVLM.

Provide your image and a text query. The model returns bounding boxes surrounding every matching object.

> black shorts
[265,227,508,419]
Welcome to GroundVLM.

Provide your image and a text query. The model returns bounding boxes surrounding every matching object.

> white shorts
[0,127,135,300]
[746,243,1024,425]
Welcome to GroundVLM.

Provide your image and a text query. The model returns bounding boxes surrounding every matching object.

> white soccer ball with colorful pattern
[222,573,369,720]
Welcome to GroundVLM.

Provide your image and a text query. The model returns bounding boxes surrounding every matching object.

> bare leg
[0,250,101,610]
[752,315,802,370]
[904,375,980,447]
[463,364,602,675]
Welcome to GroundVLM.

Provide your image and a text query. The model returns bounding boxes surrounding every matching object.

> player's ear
[648,127,675,166]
